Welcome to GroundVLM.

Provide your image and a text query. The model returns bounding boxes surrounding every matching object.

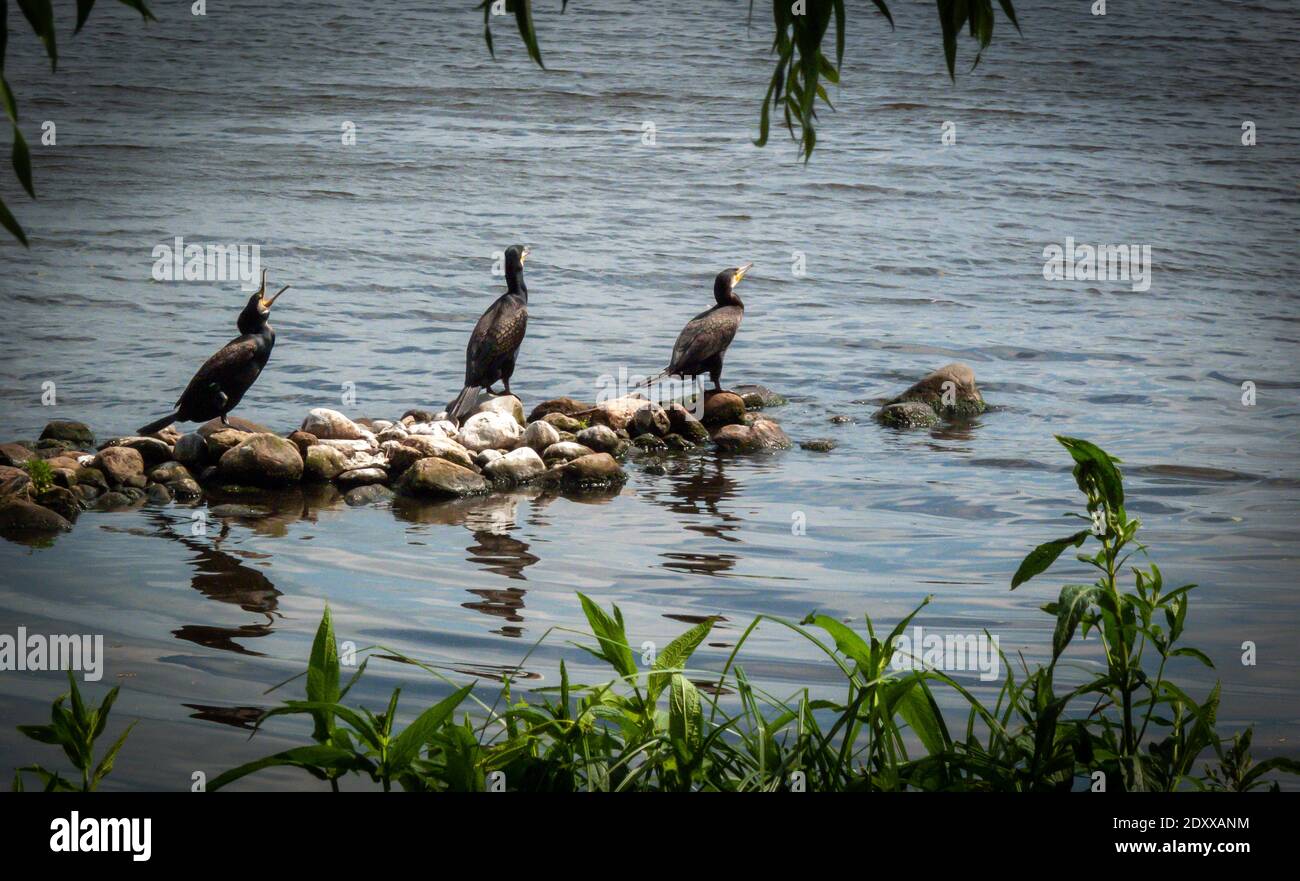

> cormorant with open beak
[639,262,751,392]
[137,270,290,435]
[445,244,531,424]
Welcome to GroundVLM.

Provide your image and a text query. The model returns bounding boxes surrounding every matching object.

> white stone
[301,408,369,441]
[456,410,523,452]
[484,446,545,484]
[521,419,561,452]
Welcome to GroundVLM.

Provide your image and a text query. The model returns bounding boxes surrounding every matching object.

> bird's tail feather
[138,412,180,436]
[447,386,481,424]
[633,369,669,390]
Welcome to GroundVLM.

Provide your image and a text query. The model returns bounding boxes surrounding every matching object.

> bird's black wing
[668,305,741,375]
[465,295,527,384]
[176,336,262,411]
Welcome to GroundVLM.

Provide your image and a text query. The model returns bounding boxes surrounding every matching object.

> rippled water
[1,0,1298,789]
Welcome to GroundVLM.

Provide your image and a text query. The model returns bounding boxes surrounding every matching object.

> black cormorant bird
[445,244,530,424]
[137,270,290,435]
[640,262,751,391]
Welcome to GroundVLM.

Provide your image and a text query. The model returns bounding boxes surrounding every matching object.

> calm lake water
[1,0,1298,789]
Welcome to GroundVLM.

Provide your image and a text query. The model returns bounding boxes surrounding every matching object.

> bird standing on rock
[445,244,531,424]
[638,262,751,393]
[137,270,290,436]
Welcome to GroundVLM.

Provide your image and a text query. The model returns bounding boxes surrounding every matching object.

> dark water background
[1,0,1298,789]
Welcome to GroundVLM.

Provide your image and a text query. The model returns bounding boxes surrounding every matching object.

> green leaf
[1011,530,1089,589]
[306,605,340,742]
[115,0,156,23]
[1057,435,1124,511]
[16,724,61,744]
[889,675,950,755]
[0,193,28,246]
[208,745,367,791]
[90,721,135,789]
[12,123,32,197]
[388,683,473,772]
[1051,583,1100,660]
[649,618,714,702]
[1169,646,1214,668]
[75,0,96,33]
[511,0,544,68]
[16,0,56,71]
[668,673,703,765]
[576,592,636,679]
[803,613,873,672]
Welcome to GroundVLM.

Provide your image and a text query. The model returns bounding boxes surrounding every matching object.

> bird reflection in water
[393,491,543,637]
[647,453,744,576]
[140,509,282,656]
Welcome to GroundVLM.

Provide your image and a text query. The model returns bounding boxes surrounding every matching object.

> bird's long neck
[715,289,742,309]
[507,266,527,300]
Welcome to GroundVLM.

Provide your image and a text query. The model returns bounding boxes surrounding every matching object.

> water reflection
[392,491,543,637]
[644,453,745,576]
[142,510,284,657]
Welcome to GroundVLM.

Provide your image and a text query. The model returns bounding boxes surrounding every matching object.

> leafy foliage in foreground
[12,671,134,791]
[202,437,1297,792]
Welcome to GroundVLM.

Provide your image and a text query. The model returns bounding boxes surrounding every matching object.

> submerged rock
[218,434,304,487]
[559,453,627,489]
[396,457,489,498]
[800,438,837,452]
[95,491,134,510]
[170,478,203,499]
[632,434,667,451]
[662,433,696,451]
[732,384,788,410]
[484,447,546,485]
[456,411,522,453]
[878,401,941,428]
[712,419,792,452]
[40,420,94,446]
[0,498,72,534]
[345,484,395,506]
[336,467,388,490]
[885,362,985,418]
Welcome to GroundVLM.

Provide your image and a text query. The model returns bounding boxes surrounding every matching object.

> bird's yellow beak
[262,284,290,309]
[733,262,753,285]
[521,246,531,264]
